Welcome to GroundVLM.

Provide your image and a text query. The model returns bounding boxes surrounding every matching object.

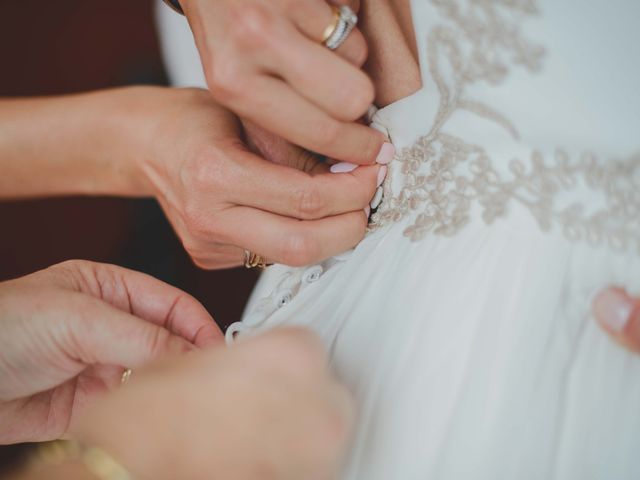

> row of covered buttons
[226,248,364,344]
[272,265,324,309]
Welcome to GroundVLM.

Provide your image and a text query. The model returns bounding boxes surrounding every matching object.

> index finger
[218,206,368,266]
[229,75,389,164]
[228,146,382,220]
[76,262,224,348]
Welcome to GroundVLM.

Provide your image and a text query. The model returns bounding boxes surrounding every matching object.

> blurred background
[0,0,258,475]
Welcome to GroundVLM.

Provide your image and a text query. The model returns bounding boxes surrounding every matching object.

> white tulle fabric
[157,1,640,478]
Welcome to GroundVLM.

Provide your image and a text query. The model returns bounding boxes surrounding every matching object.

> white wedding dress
[157,1,640,478]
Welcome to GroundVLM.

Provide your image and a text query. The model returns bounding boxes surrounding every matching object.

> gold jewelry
[121,368,132,385]
[28,441,132,480]
[243,250,269,269]
[321,6,342,43]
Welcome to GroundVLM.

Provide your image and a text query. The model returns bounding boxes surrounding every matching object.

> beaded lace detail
[369,0,640,253]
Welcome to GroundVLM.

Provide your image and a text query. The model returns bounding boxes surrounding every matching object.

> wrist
[92,86,171,198]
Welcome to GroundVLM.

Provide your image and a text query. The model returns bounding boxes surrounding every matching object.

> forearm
[0,87,161,199]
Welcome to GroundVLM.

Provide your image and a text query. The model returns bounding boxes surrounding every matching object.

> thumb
[593,287,640,353]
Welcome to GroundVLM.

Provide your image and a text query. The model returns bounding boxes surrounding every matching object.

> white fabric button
[273,289,293,309]
[225,322,246,345]
[370,186,384,209]
[302,265,324,284]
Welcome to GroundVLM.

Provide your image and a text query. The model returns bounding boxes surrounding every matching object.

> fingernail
[377,165,388,187]
[593,288,634,333]
[330,162,358,173]
[376,142,395,165]
[364,206,371,217]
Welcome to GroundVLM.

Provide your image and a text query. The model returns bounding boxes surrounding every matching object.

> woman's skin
[360,0,421,107]
[0,260,221,444]
[181,0,393,165]
[74,329,353,480]
[0,265,354,479]
[0,87,382,267]
[593,288,640,354]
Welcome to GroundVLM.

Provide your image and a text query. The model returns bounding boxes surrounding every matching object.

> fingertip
[359,132,393,166]
[593,287,633,334]
[193,323,225,348]
[376,142,396,165]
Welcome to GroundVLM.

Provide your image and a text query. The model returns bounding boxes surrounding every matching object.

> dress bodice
[369,0,640,252]
[156,4,640,479]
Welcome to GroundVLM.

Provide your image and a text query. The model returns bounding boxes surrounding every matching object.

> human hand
[136,87,384,268]
[74,328,354,480]
[593,287,640,353]
[0,260,222,444]
[178,0,392,165]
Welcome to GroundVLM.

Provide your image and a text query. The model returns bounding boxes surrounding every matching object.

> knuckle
[295,182,326,219]
[232,4,277,49]
[48,259,99,291]
[52,259,87,272]
[340,77,375,120]
[281,231,319,266]
[189,147,226,190]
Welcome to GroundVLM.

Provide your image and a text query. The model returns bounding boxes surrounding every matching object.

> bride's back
[158,2,640,479]
[239,2,640,479]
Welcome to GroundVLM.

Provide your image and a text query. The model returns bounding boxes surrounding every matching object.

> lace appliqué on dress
[369,0,640,253]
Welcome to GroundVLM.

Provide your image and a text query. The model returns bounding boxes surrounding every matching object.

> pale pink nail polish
[593,288,634,333]
[330,162,358,173]
[364,206,371,217]
[376,142,395,165]
[377,166,388,187]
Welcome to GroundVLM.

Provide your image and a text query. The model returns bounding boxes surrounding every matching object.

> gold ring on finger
[121,368,132,385]
[322,5,358,50]
[243,250,270,269]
